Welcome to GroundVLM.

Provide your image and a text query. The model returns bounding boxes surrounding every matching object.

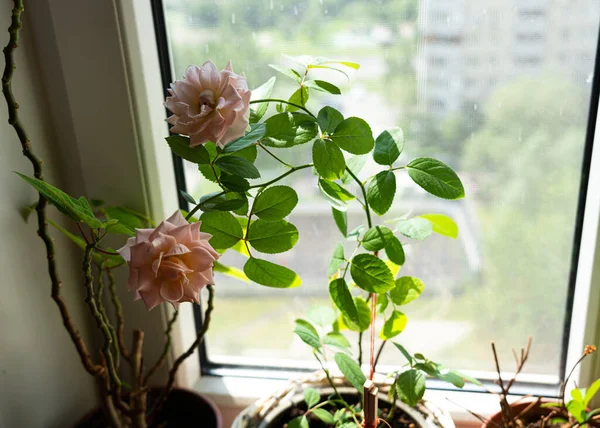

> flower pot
[232,373,454,428]
[75,387,222,428]
[482,400,552,428]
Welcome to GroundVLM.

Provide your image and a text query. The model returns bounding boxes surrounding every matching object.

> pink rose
[117,211,219,310]
[165,60,251,148]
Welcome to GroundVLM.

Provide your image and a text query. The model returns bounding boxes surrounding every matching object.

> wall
[0,2,99,427]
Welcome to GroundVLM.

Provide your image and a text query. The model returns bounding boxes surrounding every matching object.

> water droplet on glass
[473,104,478,111]
[205,44,209,53]
[294,5,298,15]
[231,13,236,24]
[586,73,593,83]
[325,8,328,14]
[270,0,274,9]
[252,32,256,40]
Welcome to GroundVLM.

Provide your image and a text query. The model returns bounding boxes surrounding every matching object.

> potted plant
[469,340,599,428]
[4,0,473,425]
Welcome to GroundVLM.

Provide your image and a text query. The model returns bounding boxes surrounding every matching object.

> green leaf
[287,86,309,112]
[331,117,374,155]
[329,278,358,323]
[232,144,258,163]
[341,155,368,185]
[312,408,335,424]
[263,112,319,148]
[213,261,250,283]
[385,237,405,265]
[198,192,246,212]
[373,128,405,166]
[347,225,364,241]
[317,106,344,134]
[328,243,345,276]
[584,378,600,407]
[215,156,260,179]
[305,80,341,95]
[344,297,371,332]
[396,369,426,406]
[390,277,425,305]
[166,135,210,165]
[304,387,320,408]
[307,306,336,328]
[333,61,360,70]
[571,388,584,403]
[332,208,348,237]
[221,123,265,153]
[243,258,301,288]
[313,139,346,181]
[406,158,464,200]
[335,353,366,393]
[324,332,351,350]
[250,77,276,123]
[199,211,243,250]
[419,214,458,239]
[307,64,350,79]
[198,164,221,183]
[380,310,408,340]
[268,64,302,83]
[437,371,465,388]
[15,173,103,228]
[397,218,433,241]
[319,179,355,203]
[362,226,394,252]
[180,190,196,205]
[392,342,413,364]
[253,186,298,220]
[294,319,321,349]
[220,173,250,192]
[377,293,389,313]
[288,415,309,428]
[103,206,152,230]
[350,254,395,293]
[567,400,586,423]
[366,171,396,216]
[247,219,299,254]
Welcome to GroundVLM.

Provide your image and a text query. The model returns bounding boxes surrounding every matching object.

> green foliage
[318,179,356,211]
[329,278,358,323]
[199,211,243,250]
[334,353,366,393]
[198,192,247,212]
[373,127,404,165]
[262,112,319,148]
[221,123,266,153]
[288,416,309,428]
[350,253,395,293]
[419,214,458,239]
[307,306,336,328]
[390,277,425,305]
[220,173,250,192]
[332,208,348,237]
[385,236,405,265]
[317,106,344,134]
[344,297,371,332]
[287,86,310,112]
[312,408,335,424]
[166,135,210,165]
[330,117,374,155]
[252,186,298,220]
[313,139,346,180]
[396,369,425,406]
[215,155,260,179]
[397,217,433,241]
[328,244,345,276]
[406,157,464,200]
[294,319,321,349]
[213,261,250,283]
[243,258,301,288]
[250,77,276,123]
[380,310,408,340]
[306,80,341,95]
[304,387,320,408]
[341,155,368,185]
[269,64,303,83]
[366,171,396,215]
[247,219,299,253]
[361,226,394,252]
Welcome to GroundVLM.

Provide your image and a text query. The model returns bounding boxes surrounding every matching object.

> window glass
[162,0,600,378]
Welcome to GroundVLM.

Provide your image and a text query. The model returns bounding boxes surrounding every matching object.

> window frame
[148,0,600,397]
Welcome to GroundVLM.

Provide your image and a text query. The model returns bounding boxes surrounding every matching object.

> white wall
[0,2,99,427]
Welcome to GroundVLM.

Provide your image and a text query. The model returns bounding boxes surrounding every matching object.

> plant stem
[107,268,130,362]
[130,330,147,428]
[373,340,387,373]
[258,143,292,168]
[185,163,313,221]
[249,98,316,118]
[144,309,179,384]
[345,166,372,229]
[148,284,215,422]
[97,265,120,368]
[314,350,342,401]
[2,0,103,377]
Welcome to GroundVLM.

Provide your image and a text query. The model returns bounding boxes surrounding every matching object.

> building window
[154,0,600,390]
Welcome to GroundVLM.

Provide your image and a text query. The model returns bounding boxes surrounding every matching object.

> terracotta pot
[232,386,454,428]
[482,400,551,428]
[75,387,222,428]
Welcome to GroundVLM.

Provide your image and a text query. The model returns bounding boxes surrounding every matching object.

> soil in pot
[75,387,221,428]
[484,401,600,428]
[273,392,419,428]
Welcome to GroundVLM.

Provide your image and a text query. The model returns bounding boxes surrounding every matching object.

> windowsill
[195,374,551,427]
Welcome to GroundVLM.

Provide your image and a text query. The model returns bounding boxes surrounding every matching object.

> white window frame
[28,0,600,420]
